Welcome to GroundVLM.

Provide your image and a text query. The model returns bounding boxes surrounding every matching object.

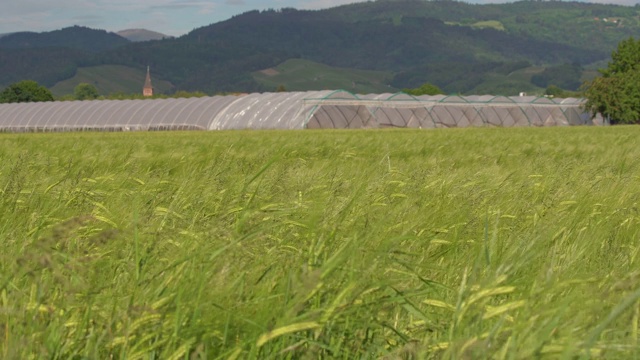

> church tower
[143,66,153,97]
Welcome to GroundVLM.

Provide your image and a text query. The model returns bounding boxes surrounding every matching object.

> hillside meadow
[1,128,639,359]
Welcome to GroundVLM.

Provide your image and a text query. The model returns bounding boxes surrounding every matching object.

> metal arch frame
[1,103,27,129]
[210,93,262,130]
[561,98,588,125]
[122,99,157,130]
[289,91,334,129]
[480,95,528,127]
[204,96,244,130]
[278,92,321,129]
[223,94,265,129]
[429,95,472,127]
[533,97,574,125]
[54,102,87,131]
[102,100,143,130]
[169,96,211,130]
[151,99,188,130]
[303,89,358,129]
[70,100,103,130]
[382,92,430,128]
[243,92,285,129]
[24,102,57,131]
[303,89,364,129]
[80,100,119,130]
[45,102,79,130]
[314,106,339,129]
[426,97,464,128]
[0,92,597,132]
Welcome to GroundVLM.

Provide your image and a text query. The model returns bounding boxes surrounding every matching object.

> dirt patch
[259,68,280,76]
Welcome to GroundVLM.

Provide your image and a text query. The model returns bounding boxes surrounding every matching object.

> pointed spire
[143,66,153,97]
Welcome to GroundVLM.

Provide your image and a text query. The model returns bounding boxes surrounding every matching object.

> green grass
[50,65,175,97]
[444,20,505,31]
[469,73,543,96]
[467,66,547,96]
[471,20,506,31]
[1,127,640,358]
[252,59,396,94]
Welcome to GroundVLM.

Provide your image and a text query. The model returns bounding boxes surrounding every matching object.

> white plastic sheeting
[0,90,603,132]
[305,92,603,128]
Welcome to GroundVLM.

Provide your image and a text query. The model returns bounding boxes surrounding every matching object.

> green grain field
[1,128,639,359]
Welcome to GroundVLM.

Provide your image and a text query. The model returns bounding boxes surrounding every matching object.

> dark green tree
[583,37,640,124]
[545,85,565,97]
[544,85,580,98]
[403,82,444,96]
[0,80,54,103]
[74,83,99,100]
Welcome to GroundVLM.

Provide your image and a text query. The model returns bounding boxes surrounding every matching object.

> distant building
[143,66,153,97]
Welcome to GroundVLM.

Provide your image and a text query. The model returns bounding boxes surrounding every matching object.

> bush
[0,80,54,103]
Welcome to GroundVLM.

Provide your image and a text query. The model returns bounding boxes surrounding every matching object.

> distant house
[143,66,153,97]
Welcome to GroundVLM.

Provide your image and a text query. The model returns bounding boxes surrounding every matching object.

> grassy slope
[444,20,507,31]
[252,58,397,94]
[1,128,640,358]
[469,66,546,96]
[50,65,175,97]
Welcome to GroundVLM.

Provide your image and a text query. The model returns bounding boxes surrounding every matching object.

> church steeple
[143,66,153,97]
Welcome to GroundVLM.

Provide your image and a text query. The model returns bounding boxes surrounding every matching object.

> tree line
[0,81,209,103]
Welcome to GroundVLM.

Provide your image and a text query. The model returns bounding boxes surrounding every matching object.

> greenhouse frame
[0,90,604,132]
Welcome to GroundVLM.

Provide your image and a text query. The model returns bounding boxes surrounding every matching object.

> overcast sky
[0,0,638,37]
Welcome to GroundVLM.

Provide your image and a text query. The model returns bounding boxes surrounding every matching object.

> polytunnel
[0,90,603,132]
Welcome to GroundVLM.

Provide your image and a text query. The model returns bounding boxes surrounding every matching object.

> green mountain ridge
[1,1,639,96]
[0,26,129,52]
[116,29,173,42]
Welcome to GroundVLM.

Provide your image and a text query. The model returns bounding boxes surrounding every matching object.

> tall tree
[0,80,54,103]
[74,83,100,100]
[583,37,640,124]
[403,82,444,96]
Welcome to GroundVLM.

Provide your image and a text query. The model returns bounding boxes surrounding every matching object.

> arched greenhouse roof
[0,91,604,132]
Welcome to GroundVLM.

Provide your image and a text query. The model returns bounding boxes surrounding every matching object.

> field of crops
[1,128,639,359]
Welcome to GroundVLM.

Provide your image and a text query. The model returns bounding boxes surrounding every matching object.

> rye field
[1,127,639,359]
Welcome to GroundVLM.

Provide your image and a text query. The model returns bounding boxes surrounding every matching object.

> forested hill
[0,26,130,52]
[2,0,640,95]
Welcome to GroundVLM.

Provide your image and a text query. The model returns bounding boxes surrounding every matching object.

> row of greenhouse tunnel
[0,90,605,132]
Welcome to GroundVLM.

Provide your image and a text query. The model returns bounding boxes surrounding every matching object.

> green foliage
[392,61,535,95]
[74,83,99,100]
[402,82,444,96]
[0,26,130,52]
[0,80,54,103]
[544,85,581,98]
[102,90,209,100]
[1,129,640,358]
[531,63,584,91]
[600,37,640,76]
[50,65,175,98]
[584,37,640,124]
[172,90,208,98]
[0,48,82,87]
